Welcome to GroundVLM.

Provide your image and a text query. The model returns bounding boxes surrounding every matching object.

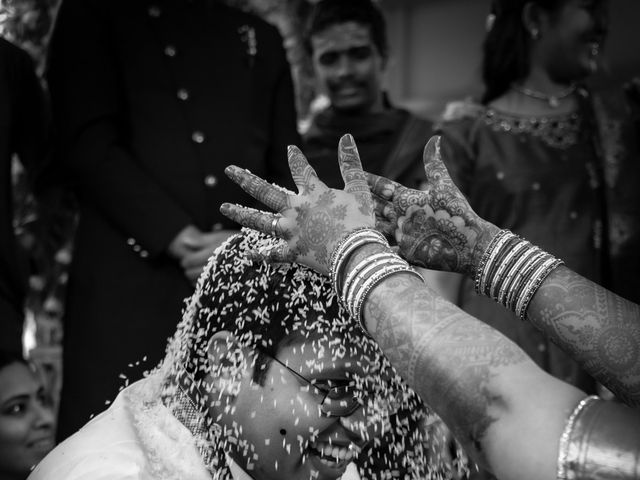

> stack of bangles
[329,228,423,333]
[474,229,564,320]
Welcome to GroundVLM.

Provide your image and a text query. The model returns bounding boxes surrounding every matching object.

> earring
[530,28,540,40]
[485,13,496,32]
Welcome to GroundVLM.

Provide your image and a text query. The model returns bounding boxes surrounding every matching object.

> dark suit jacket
[46,0,299,438]
[0,38,48,354]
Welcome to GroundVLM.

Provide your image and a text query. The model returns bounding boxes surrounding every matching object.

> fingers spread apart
[220,204,289,240]
[338,134,368,195]
[287,145,322,195]
[224,165,289,212]
[338,134,374,217]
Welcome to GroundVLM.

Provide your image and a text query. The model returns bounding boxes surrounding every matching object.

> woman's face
[215,334,396,480]
[0,362,55,478]
[536,0,609,82]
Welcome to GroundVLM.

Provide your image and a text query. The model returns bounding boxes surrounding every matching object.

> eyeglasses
[259,349,361,418]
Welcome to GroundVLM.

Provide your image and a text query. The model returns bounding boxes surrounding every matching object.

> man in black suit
[46,0,300,439]
[0,38,48,355]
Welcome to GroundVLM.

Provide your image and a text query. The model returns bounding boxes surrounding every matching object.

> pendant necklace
[511,84,576,108]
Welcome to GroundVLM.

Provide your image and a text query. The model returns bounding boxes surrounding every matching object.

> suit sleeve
[12,47,49,180]
[46,0,191,257]
[263,26,300,191]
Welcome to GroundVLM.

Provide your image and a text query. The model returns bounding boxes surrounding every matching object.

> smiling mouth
[331,83,362,95]
[308,440,360,470]
[29,436,55,450]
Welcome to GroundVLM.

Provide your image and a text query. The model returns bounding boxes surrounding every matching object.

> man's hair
[303,0,388,59]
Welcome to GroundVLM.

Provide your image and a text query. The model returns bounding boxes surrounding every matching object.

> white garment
[29,373,361,480]
[28,374,210,480]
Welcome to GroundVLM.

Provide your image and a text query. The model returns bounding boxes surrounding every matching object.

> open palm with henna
[220,134,376,275]
[367,136,500,277]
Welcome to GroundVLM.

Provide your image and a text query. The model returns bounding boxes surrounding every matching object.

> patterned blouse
[436,87,640,390]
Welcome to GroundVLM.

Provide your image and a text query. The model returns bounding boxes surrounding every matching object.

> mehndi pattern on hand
[221,134,376,275]
[367,136,499,277]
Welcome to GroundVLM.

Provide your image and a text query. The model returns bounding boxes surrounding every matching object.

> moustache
[328,80,366,93]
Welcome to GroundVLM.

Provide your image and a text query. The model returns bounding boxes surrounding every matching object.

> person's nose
[335,54,355,78]
[33,401,55,431]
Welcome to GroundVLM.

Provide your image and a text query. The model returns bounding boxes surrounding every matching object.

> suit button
[213,222,223,231]
[127,238,136,246]
[133,244,142,252]
[148,5,161,17]
[192,131,205,144]
[204,175,218,187]
[164,45,177,57]
[140,250,149,258]
[177,88,190,101]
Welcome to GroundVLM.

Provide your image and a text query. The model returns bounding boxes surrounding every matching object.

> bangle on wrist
[557,396,640,480]
[332,229,424,334]
[475,229,564,320]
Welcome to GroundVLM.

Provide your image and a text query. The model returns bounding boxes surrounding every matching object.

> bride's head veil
[157,229,466,479]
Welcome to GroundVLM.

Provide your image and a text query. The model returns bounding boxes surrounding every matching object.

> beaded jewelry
[475,229,513,296]
[516,257,564,320]
[475,229,564,320]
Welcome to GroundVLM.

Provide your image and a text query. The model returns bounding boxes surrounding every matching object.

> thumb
[422,135,455,190]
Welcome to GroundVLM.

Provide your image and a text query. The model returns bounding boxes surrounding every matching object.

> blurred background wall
[380,0,640,119]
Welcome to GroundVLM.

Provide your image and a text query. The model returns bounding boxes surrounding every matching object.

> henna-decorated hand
[220,134,375,276]
[367,136,500,277]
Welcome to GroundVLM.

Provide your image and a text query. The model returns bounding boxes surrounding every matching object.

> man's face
[310,21,385,114]
[217,333,392,480]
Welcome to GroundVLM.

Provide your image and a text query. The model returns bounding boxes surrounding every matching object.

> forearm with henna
[344,245,530,469]
[527,266,640,407]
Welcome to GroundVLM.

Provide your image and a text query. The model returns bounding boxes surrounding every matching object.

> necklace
[511,84,576,108]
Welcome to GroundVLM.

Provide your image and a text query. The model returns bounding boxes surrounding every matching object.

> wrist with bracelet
[474,229,564,320]
[557,395,640,480]
[330,228,424,334]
